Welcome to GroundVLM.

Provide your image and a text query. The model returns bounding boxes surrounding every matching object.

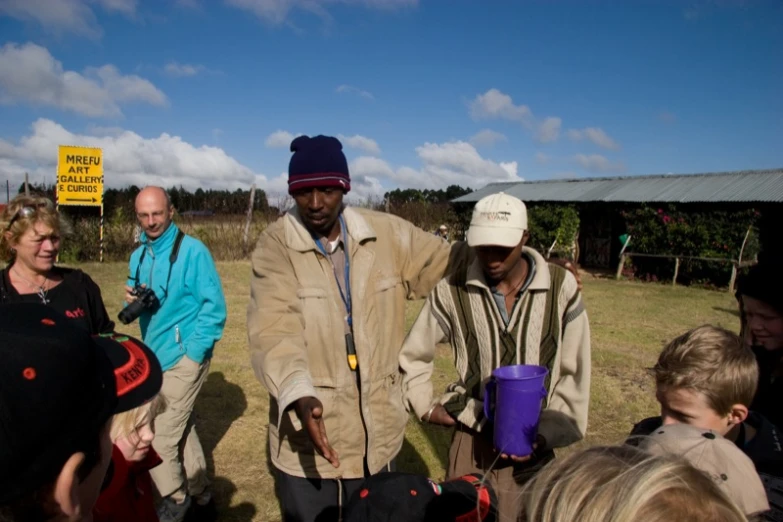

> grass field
[83,262,742,521]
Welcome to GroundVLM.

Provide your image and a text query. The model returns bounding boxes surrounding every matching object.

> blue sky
[0,0,781,200]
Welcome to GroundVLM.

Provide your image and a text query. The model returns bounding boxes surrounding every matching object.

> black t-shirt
[744,413,783,521]
[0,267,114,334]
[753,345,783,433]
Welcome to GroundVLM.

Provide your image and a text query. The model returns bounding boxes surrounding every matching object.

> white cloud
[567,127,620,150]
[0,42,166,117]
[351,140,520,191]
[469,129,507,148]
[265,130,302,148]
[225,0,417,25]
[469,88,562,144]
[336,84,374,100]
[536,117,561,144]
[0,118,263,191]
[574,154,626,174]
[0,0,137,39]
[469,88,531,123]
[164,62,208,77]
[2,120,515,202]
[338,134,381,156]
[535,152,550,164]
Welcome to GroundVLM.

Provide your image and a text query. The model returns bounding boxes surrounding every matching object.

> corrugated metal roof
[452,169,783,204]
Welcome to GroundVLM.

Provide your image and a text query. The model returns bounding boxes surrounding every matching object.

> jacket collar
[140,222,180,254]
[284,206,376,253]
[466,246,551,292]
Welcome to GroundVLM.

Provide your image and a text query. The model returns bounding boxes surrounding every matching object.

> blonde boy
[634,325,757,437]
[629,325,783,519]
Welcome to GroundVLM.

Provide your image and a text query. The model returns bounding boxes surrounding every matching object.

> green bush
[621,205,760,285]
[527,204,580,260]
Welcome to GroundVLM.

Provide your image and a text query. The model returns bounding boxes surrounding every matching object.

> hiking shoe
[158,496,192,522]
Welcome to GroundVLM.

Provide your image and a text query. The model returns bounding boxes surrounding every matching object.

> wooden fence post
[672,257,680,286]
[615,253,626,280]
[243,183,256,253]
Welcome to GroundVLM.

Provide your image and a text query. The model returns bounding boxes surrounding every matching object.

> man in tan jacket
[247,135,456,521]
[400,193,591,521]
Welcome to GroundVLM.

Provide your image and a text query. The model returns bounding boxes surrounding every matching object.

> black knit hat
[288,135,351,194]
[737,262,783,314]
[343,472,497,522]
[0,303,162,504]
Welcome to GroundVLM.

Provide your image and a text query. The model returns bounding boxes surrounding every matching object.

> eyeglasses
[6,201,53,230]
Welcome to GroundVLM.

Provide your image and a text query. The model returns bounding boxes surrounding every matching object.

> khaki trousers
[150,355,211,502]
[447,426,554,522]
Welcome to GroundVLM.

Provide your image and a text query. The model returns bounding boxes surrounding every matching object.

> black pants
[275,461,396,522]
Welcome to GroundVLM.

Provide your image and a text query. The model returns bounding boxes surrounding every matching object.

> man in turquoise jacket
[125,186,227,522]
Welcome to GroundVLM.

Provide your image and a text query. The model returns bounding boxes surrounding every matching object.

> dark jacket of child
[93,444,162,522]
[752,345,783,433]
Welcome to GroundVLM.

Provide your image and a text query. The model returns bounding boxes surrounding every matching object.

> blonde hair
[519,445,748,522]
[110,393,167,442]
[0,194,62,262]
[654,325,758,414]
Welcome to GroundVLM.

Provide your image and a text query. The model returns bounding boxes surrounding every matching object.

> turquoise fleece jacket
[126,223,227,371]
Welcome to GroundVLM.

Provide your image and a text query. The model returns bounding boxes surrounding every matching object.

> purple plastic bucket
[483,365,548,457]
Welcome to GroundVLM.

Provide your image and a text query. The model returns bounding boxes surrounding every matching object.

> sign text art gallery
[56,145,106,262]
[57,146,104,206]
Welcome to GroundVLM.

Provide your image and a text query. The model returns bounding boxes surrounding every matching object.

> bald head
[136,186,171,208]
[135,186,174,240]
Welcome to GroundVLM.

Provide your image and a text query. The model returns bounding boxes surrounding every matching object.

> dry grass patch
[76,262,741,521]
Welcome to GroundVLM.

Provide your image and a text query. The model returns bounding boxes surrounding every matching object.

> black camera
[118,285,160,325]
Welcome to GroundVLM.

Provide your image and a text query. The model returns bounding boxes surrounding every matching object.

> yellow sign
[57,145,104,206]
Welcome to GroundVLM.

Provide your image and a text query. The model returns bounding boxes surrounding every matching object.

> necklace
[497,260,529,297]
[12,267,50,304]
[499,275,525,297]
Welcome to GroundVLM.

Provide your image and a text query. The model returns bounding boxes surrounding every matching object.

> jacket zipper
[147,245,156,291]
[175,325,184,352]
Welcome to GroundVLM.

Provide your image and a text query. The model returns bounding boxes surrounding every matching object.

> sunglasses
[6,201,53,230]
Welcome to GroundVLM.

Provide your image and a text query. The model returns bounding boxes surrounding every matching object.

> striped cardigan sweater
[400,246,591,449]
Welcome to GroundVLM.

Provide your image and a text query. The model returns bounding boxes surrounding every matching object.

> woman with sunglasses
[0,194,114,334]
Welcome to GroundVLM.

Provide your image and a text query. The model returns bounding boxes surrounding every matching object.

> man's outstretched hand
[294,396,340,468]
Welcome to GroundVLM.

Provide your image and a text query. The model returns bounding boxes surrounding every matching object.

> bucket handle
[483,380,548,423]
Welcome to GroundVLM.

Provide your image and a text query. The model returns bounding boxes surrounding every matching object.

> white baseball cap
[466,192,527,248]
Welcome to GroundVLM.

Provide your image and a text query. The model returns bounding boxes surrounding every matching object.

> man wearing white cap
[400,192,591,521]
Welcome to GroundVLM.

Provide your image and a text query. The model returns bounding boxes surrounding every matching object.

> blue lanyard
[312,214,352,328]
